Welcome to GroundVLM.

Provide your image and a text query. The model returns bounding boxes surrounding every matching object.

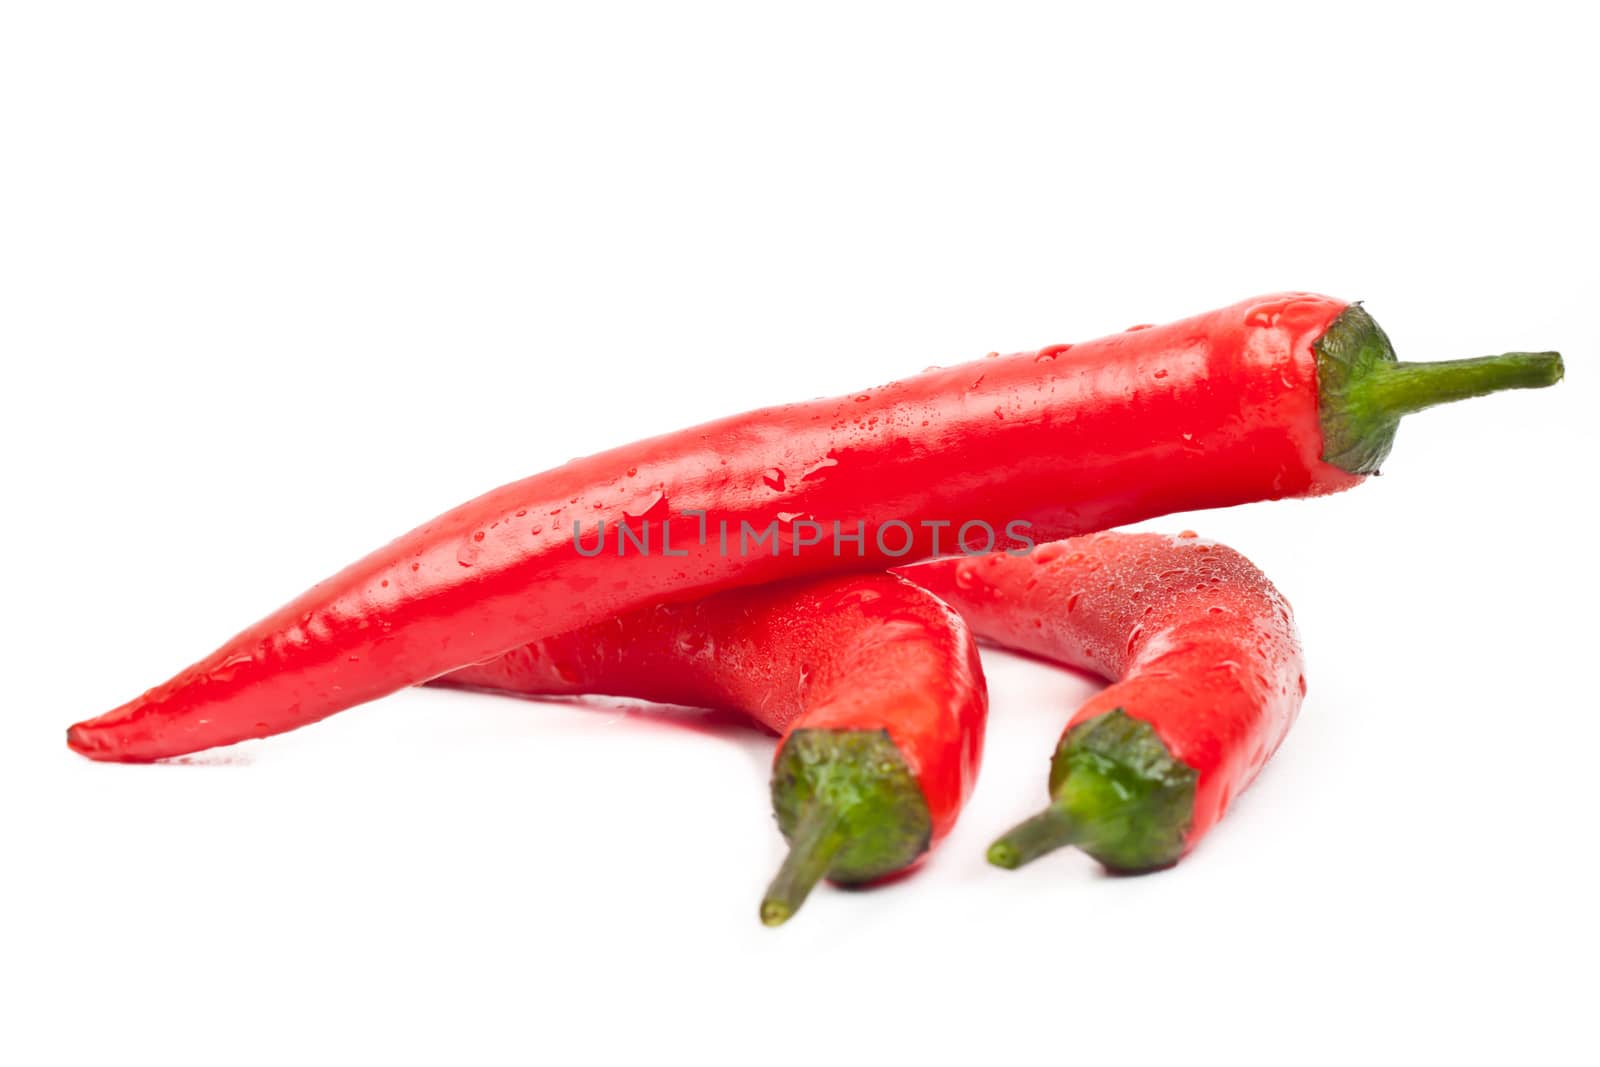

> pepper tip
[66,723,94,756]
[66,721,124,761]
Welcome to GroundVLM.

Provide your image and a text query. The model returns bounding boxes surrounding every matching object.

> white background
[4,3,1596,1063]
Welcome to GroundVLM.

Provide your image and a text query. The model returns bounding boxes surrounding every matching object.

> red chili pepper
[903,531,1304,871]
[437,573,986,925]
[67,294,1560,762]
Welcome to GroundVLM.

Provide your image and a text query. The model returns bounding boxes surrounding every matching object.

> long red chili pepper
[902,531,1304,871]
[68,294,1560,762]
[436,573,986,925]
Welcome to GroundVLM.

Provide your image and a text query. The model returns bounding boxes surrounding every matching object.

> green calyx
[1316,303,1564,475]
[761,728,932,927]
[987,709,1196,874]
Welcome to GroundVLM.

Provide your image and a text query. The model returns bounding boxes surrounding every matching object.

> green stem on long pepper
[1316,304,1563,475]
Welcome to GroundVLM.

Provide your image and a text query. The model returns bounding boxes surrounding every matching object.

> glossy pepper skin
[903,531,1304,871]
[68,294,1560,761]
[438,573,987,924]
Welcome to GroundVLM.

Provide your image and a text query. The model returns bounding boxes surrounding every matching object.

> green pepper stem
[760,803,846,927]
[987,804,1081,870]
[1362,352,1563,420]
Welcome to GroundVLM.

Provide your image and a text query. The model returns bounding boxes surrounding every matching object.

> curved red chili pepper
[67,295,1558,762]
[902,531,1303,870]
[439,573,986,924]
